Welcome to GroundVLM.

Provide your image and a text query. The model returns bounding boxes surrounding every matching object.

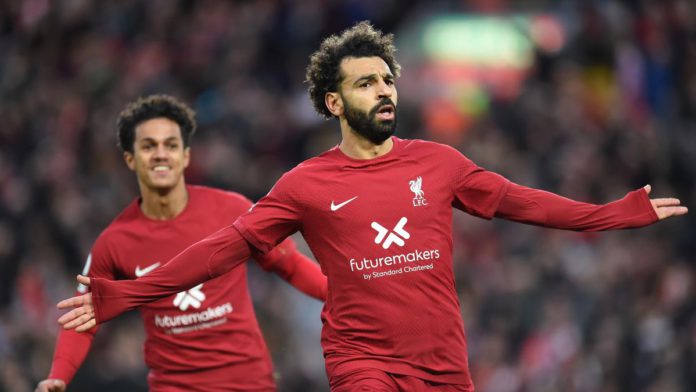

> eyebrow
[138,136,181,144]
[352,73,395,86]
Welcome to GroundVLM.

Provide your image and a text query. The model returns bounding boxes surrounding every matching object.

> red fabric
[72,186,325,390]
[48,326,98,384]
[495,182,658,230]
[91,221,251,324]
[147,356,276,392]
[281,251,327,301]
[85,138,658,389]
[235,137,500,386]
[330,368,471,392]
[256,240,327,300]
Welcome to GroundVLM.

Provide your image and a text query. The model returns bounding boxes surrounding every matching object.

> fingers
[51,379,66,392]
[57,293,92,310]
[36,379,65,392]
[63,310,95,331]
[643,184,652,195]
[651,197,682,207]
[58,305,94,329]
[57,292,96,331]
[656,206,689,220]
[76,318,97,332]
[57,296,84,310]
[61,309,94,330]
[649,195,689,220]
[57,306,84,326]
[76,274,90,286]
[50,379,66,392]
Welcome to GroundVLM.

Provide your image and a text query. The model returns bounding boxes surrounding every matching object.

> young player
[37,95,326,392]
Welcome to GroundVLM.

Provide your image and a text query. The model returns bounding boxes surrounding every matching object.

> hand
[57,275,96,332]
[644,185,689,220]
[35,379,66,392]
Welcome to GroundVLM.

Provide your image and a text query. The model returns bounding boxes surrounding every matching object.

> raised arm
[495,183,687,230]
[58,224,252,331]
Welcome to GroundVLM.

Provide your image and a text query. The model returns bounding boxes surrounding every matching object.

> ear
[123,151,136,171]
[183,147,191,168]
[325,92,343,117]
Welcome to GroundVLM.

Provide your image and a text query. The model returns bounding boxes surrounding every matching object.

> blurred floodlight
[423,16,534,69]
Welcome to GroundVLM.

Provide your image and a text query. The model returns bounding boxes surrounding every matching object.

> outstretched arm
[495,183,687,230]
[58,224,252,331]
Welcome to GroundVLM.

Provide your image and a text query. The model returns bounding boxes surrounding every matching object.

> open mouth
[375,105,395,120]
[152,165,171,173]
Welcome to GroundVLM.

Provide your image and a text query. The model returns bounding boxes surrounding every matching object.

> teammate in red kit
[36,95,326,392]
[56,23,688,391]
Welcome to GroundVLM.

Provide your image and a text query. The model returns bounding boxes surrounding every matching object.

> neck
[138,180,188,220]
[338,119,393,159]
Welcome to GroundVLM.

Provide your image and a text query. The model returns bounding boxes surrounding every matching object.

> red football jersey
[78,186,298,390]
[235,137,509,387]
[86,137,657,390]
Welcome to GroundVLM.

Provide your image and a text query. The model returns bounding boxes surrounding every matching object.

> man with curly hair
[37,95,327,392]
[56,23,687,391]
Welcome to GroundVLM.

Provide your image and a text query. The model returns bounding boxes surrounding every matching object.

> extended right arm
[89,224,251,324]
[58,172,306,331]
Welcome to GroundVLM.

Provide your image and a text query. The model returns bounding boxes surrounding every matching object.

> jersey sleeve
[253,237,327,301]
[49,238,115,384]
[79,238,118,290]
[494,182,659,230]
[90,225,252,324]
[48,327,98,384]
[449,148,510,219]
[234,172,303,254]
[253,236,300,272]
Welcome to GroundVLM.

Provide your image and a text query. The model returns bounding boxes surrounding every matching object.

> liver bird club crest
[409,176,428,207]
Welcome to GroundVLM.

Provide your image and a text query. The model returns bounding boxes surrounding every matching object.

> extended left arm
[495,183,687,230]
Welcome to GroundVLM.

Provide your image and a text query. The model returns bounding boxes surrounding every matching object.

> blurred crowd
[1,0,695,391]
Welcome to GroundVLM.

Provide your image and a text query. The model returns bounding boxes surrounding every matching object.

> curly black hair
[116,94,196,153]
[305,21,401,119]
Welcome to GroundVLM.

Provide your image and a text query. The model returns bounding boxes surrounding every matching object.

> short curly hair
[305,21,401,119]
[116,94,196,153]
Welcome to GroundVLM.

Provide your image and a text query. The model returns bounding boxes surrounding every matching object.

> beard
[343,97,397,145]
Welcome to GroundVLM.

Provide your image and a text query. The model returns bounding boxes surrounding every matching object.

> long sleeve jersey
[49,185,326,391]
[87,138,657,389]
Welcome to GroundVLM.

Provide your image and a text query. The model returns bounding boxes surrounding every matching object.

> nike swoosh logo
[331,196,358,212]
[135,262,161,277]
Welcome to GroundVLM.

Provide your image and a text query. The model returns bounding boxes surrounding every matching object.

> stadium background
[1,0,695,391]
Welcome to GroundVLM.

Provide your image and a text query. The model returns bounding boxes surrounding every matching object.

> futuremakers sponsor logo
[351,216,440,280]
[155,303,233,333]
[350,248,440,271]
